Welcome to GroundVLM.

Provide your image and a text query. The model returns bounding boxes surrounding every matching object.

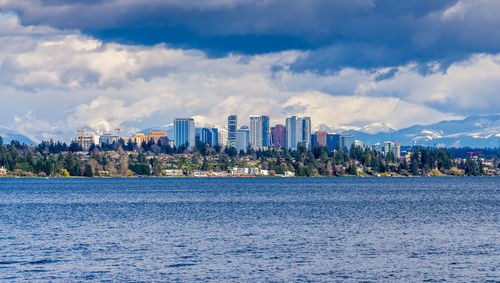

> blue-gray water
[0,177,498,281]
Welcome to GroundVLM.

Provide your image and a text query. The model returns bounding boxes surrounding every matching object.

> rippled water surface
[0,177,498,281]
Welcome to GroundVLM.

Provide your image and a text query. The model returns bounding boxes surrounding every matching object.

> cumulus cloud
[355,54,500,114]
[282,92,461,130]
[0,12,498,142]
[2,0,500,71]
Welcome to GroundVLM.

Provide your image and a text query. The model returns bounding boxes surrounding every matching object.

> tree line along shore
[0,138,499,178]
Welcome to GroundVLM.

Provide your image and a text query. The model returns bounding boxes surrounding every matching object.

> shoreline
[1,175,498,179]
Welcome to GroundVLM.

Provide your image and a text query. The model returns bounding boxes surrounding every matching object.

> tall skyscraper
[227,115,237,148]
[372,143,382,152]
[271,124,286,149]
[384,141,401,159]
[311,131,327,149]
[285,116,311,150]
[236,126,250,153]
[195,128,202,144]
[286,116,301,150]
[197,128,219,147]
[326,134,340,151]
[174,118,195,149]
[340,134,355,150]
[302,117,311,149]
[211,128,219,147]
[262,115,270,149]
[249,115,270,150]
[218,128,227,148]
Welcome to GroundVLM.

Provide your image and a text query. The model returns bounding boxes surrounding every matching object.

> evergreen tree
[84,164,93,177]
[225,146,238,158]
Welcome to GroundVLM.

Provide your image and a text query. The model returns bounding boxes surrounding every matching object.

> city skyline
[0,1,499,145]
[0,2,498,282]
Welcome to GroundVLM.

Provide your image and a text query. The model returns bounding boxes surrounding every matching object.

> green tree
[137,152,147,163]
[152,159,162,176]
[63,153,79,176]
[84,164,93,177]
[129,163,151,176]
[60,168,70,177]
[201,157,209,171]
[15,162,35,173]
[348,163,357,175]
[225,146,238,158]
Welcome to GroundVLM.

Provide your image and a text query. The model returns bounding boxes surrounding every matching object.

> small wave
[26,259,59,265]
[166,263,196,268]
[0,261,21,265]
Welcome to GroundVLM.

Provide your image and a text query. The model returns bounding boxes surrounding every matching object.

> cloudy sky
[1,0,500,142]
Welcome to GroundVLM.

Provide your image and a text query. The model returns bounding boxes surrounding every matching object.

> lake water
[0,177,498,281]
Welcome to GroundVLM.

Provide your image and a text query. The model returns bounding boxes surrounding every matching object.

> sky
[0,0,500,142]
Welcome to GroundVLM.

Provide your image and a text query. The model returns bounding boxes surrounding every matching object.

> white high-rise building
[384,141,401,159]
[302,117,311,149]
[286,116,311,150]
[236,126,250,153]
[218,128,227,148]
[250,115,262,150]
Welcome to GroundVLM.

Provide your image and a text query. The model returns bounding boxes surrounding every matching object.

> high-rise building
[146,131,167,144]
[195,128,202,144]
[396,142,401,159]
[227,115,237,148]
[216,129,226,148]
[236,126,250,153]
[311,133,317,149]
[326,134,340,151]
[174,118,195,149]
[340,134,355,150]
[311,131,327,148]
[286,116,301,150]
[227,115,238,147]
[211,128,219,147]
[384,141,401,159]
[384,141,391,155]
[75,136,95,150]
[99,133,119,145]
[158,136,169,146]
[133,133,146,145]
[262,116,270,149]
[285,116,311,150]
[196,128,219,147]
[354,140,364,148]
[202,128,213,146]
[302,117,311,149]
[271,124,286,149]
[249,115,270,150]
[372,143,382,152]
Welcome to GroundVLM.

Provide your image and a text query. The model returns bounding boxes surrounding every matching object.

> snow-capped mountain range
[0,115,499,148]
[0,126,36,145]
[342,115,500,148]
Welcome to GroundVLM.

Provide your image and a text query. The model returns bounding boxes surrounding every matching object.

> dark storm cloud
[1,0,500,70]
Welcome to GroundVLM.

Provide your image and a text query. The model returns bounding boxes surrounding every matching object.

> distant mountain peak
[359,122,397,134]
[341,115,500,147]
[0,127,37,145]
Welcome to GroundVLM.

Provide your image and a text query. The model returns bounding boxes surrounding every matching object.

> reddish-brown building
[271,124,286,150]
[315,131,328,147]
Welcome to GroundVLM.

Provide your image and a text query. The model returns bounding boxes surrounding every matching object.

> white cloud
[441,0,500,21]
[282,92,460,130]
[355,54,500,112]
[11,111,59,143]
[0,13,498,142]
[442,0,467,21]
